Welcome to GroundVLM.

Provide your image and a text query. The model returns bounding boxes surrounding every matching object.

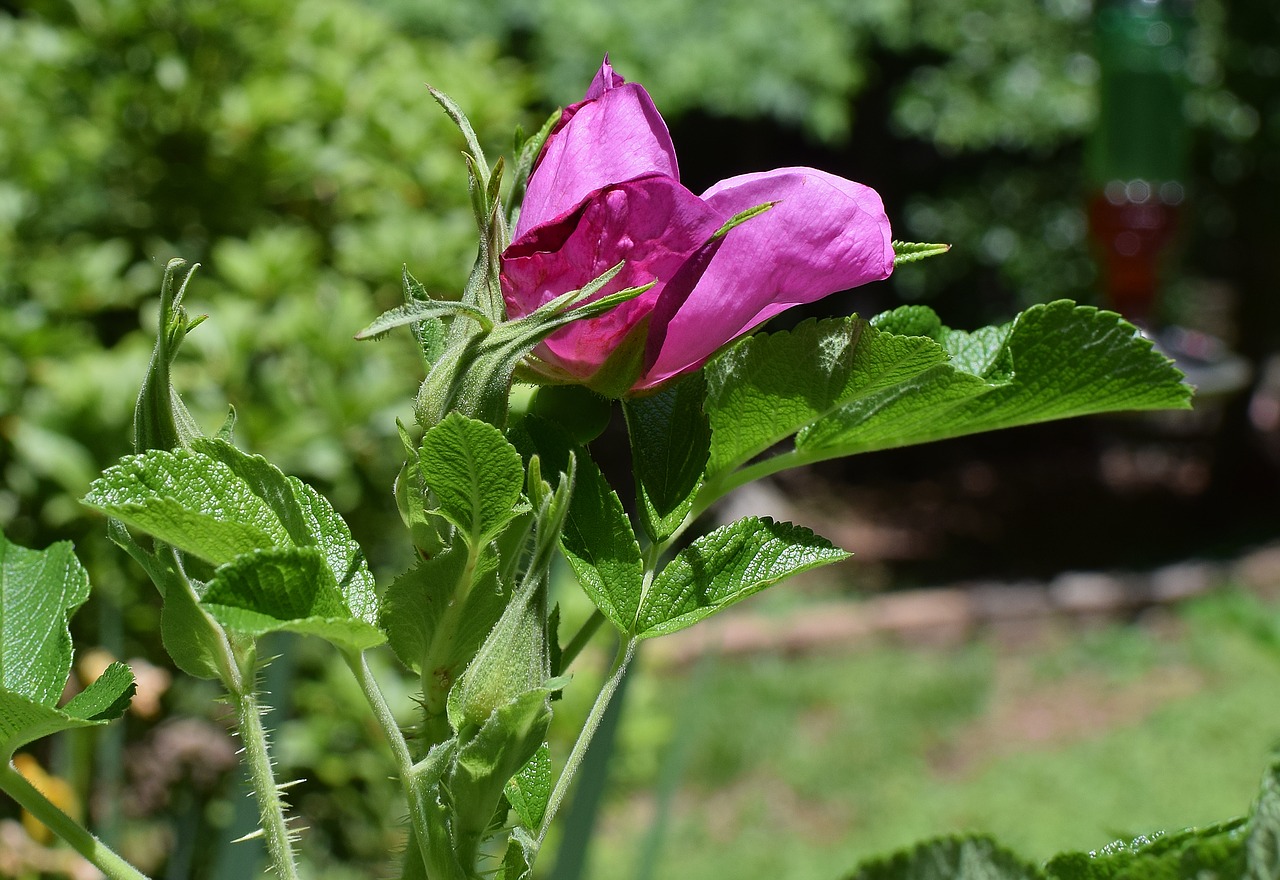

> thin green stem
[559,609,605,671]
[343,650,439,872]
[345,651,414,776]
[233,685,301,880]
[0,762,150,880]
[537,636,636,847]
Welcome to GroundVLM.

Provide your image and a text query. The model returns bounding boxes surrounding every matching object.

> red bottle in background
[1087,0,1193,328]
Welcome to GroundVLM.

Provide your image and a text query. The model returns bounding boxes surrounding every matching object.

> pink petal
[515,81,679,239]
[501,174,724,381]
[640,167,895,387]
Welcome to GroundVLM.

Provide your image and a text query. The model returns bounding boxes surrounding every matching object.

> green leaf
[847,836,1043,880]
[798,302,1191,457]
[0,533,135,759]
[83,448,288,565]
[705,315,946,478]
[513,418,645,634]
[201,548,385,652]
[420,413,526,547]
[634,517,849,639]
[624,374,710,544]
[87,440,377,621]
[1,535,88,704]
[1044,822,1246,880]
[504,743,551,830]
[61,661,136,721]
[381,545,507,718]
[703,302,1191,495]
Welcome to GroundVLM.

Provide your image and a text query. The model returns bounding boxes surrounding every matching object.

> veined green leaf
[201,548,385,652]
[1246,754,1280,880]
[703,302,1191,495]
[846,835,1043,880]
[0,533,134,759]
[513,418,644,634]
[505,743,551,830]
[84,439,379,648]
[634,517,848,639]
[420,413,526,547]
[624,373,710,544]
[1044,821,1246,880]
[381,545,507,718]
[83,448,288,565]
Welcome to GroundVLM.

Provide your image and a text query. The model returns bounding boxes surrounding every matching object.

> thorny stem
[537,636,636,847]
[166,546,301,879]
[0,762,151,880]
[233,683,301,880]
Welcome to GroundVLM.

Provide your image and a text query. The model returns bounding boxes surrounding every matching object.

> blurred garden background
[3,0,1280,877]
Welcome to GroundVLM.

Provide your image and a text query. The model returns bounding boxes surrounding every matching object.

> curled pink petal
[501,175,724,384]
[515,72,678,238]
[502,60,895,396]
[639,168,895,387]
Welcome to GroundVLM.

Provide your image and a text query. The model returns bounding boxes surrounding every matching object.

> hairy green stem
[232,685,301,880]
[0,762,150,880]
[342,651,437,867]
[537,636,636,847]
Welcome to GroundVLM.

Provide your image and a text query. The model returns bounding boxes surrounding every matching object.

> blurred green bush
[3,0,1275,874]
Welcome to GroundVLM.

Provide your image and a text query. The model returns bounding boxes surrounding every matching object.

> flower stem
[537,636,636,847]
[0,761,150,880]
[232,684,301,880]
[341,650,437,868]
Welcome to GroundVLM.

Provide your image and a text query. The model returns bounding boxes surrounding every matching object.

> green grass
[577,589,1280,880]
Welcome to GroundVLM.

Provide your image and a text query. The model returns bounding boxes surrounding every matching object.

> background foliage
[3,0,1279,876]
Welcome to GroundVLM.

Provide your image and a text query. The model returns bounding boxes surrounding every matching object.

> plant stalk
[232,684,301,880]
[537,636,636,847]
[0,761,151,880]
[342,650,438,867]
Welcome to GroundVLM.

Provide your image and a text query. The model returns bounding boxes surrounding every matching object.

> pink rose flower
[500,57,895,395]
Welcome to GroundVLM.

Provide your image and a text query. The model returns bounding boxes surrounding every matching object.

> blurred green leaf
[846,835,1044,880]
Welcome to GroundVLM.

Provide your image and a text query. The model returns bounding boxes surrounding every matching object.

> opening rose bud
[500,56,896,397]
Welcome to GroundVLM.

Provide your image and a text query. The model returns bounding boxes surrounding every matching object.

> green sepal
[528,385,613,444]
[506,107,561,232]
[414,263,654,429]
[892,240,952,266]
